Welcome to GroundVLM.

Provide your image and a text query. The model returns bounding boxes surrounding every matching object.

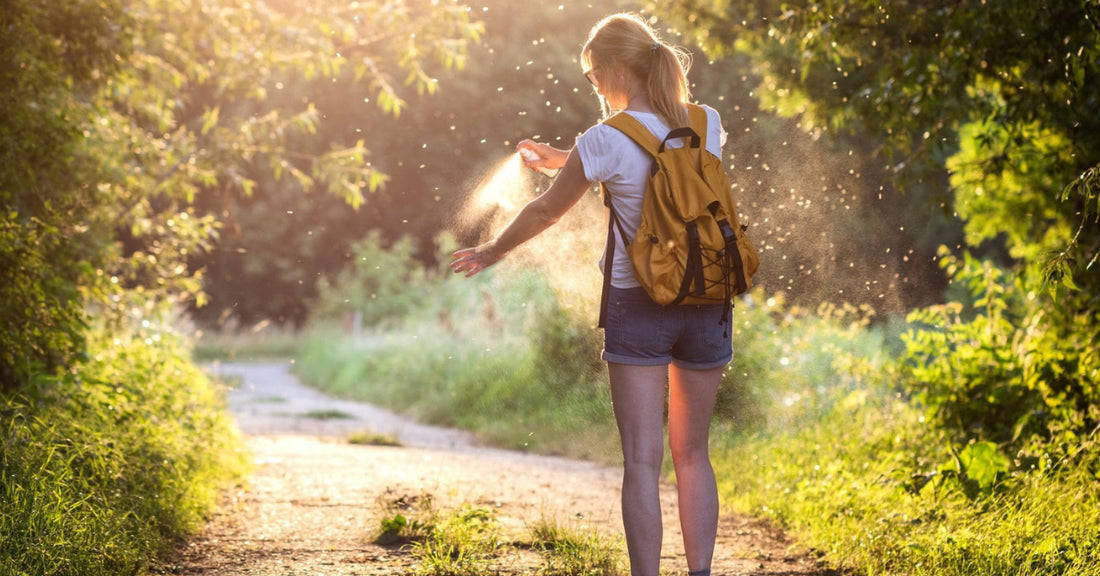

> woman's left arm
[450,148,590,277]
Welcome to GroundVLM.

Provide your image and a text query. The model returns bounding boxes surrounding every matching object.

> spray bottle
[519,147,559,178]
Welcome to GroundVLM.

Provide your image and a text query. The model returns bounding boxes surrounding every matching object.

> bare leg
[608,362,668,576]
[667,364,723,573]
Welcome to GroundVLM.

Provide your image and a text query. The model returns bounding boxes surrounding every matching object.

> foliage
[0,0,128,390]
[189,0,619,327]
[901,248,1099,452]
[311,231,432,328]
[651,0,1099,290]
[717,291,893,432]
[1,0,482,390]
[0,325,248,576]
[651,0,1100,480]
[715,388,1100,576]
[413,505,501,576]
[197,0,966,328]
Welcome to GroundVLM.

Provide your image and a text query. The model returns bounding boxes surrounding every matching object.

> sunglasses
[583,65,600,87]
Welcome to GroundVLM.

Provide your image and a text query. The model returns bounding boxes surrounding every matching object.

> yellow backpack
[598,104,760,328]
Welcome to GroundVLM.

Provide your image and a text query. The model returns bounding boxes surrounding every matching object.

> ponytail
[648,42,691,128]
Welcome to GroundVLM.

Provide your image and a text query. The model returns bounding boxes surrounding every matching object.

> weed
[413,505,501,576]
[349,429,402,447]
[374,493,438,545]
[530,517,625,576]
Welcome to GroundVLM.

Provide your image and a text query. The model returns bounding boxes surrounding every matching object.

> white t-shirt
[575,105,727,289]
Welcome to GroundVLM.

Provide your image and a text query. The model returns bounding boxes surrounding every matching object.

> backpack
[598,104,760,329]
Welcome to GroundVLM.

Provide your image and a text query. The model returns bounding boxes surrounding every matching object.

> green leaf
[200,107,220,136]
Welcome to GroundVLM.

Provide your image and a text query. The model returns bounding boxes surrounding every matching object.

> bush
[901,248,1100,454]
[311,231,433,328]
[0,325,248,576]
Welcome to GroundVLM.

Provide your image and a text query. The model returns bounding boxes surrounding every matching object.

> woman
[450,13,728,576]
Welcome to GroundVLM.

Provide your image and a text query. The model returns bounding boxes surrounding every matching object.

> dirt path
[164,361,829,576]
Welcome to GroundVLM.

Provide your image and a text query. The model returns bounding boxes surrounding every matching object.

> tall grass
[0,325,249,576]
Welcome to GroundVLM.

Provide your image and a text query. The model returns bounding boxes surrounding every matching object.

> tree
[1,0,130,389]
[0,0,482,389]
[649,0,1100,445]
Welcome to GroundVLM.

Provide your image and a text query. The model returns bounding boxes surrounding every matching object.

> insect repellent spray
[519,148,559,178]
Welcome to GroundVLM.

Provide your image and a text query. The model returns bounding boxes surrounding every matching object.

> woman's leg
[607,362,669,576]
[667,364,723,574]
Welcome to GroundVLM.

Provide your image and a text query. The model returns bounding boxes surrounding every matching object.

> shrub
[0,325,248,576]
[901,248,1100,455]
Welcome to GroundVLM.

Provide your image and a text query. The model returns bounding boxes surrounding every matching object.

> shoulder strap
[687,104,708,137]
[603,112,662,158]
[607,106,709,155]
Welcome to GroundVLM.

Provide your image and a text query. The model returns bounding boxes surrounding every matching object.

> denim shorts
[602,286,733,370]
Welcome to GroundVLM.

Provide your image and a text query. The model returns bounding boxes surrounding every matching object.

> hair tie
[651,42,660,53]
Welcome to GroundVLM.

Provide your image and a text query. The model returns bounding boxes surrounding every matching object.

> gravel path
[163,361,829,576]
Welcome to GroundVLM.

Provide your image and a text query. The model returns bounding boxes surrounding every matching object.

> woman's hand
[517,140,568,172]
[449,244,503,278]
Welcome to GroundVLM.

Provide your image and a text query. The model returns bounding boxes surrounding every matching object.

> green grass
[296,267,620,461]
[413,505,502,576]
[299,408,355,420]
[530,516,625,576]
[372,492,625,576]
[189,323,302,361]
[715,396,1100,575]
[0,325,249,576]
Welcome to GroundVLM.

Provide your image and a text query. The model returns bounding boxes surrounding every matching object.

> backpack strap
[605,110,705,165]
[603,112,662,158]
[686,104,709,143]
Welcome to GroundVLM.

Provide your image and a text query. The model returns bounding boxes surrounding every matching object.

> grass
[530,516,625,576]
[296,266,620,461]
[0,324,249,576]
[300,408,355,420]
[715,396,1100,576]
[413,505,502,576]
[372,492,625,576]
[188,321,302,361]
[349,429,402,446]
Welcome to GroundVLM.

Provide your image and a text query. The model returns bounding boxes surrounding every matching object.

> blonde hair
[581,13,692,128]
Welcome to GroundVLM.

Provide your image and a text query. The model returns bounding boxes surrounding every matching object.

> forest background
[1,0,1098,575]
